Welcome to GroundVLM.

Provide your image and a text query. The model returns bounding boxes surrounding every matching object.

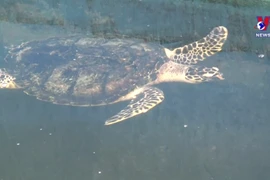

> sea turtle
[1,26,228,125]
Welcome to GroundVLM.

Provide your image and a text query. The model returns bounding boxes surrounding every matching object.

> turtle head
[156,61,224,84]
[156,61,192,83]
[185,66,225,83]
[0,69,18,89]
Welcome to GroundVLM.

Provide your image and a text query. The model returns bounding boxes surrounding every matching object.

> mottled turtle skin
[1,26,228,125]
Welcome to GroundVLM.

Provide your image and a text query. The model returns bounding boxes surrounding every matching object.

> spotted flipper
[0,69,19,89]
[164,26,228,65]
[185,66,224,83]
[105,87,164,125]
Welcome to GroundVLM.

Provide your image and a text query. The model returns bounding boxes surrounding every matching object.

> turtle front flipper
[105,86,164,125]
[0,69,19,89]
[164,26,228,65]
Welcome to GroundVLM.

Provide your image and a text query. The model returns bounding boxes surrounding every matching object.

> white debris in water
[16,143,20,146]
[258,54,265,58]
[40,128,43,131]
[98,171,102,174]
[49,133,52,136]
[184,124,188,128]
[93,152,96,154]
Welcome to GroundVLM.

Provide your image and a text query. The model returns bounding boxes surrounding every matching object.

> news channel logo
[254,16,270,38]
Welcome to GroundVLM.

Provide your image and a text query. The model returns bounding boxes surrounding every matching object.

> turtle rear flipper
[105,87,164,125]
[164,26,228,65]
[0,69,18,89]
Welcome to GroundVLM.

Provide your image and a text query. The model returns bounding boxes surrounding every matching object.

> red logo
[254,16,270,31]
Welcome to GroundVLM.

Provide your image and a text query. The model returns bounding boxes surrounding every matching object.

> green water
[0,0,270,180]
